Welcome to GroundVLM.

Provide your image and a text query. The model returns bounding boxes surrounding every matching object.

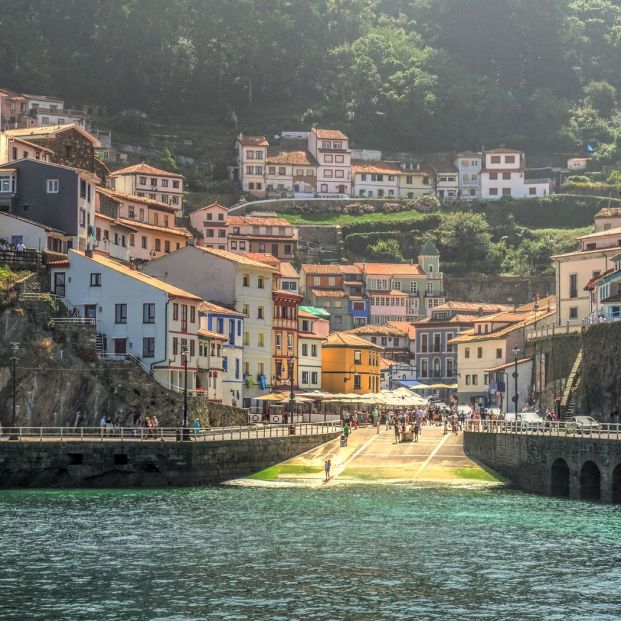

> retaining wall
[0,432,339,487]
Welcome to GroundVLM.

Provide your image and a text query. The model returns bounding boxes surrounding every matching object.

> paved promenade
[247,424,502,486]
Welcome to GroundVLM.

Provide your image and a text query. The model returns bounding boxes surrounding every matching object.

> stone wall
[444,274,555,305]
[464,431,621,502]
[577,323,621,421]
[0,431,339,487]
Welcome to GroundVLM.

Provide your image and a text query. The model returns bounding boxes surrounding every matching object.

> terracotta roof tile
[266,150,318,166]
[227,215,292,227]
[345,324,408,337]
[239,135,269,146]
[279,262,299,278]
[310,288,347,298]
[243,252,281,267]
[109,162,184,179]
[312,128,348,140]
[198,301,243,316]
[351,160,401,175]
[302,264,343,275]
[4,124,101,147]
[324,332,383,349]
[115,217,192,238]
[198,327,228,340]
[196,245,277,270]
[486,147,523,154]
[97,187,178,212]
[433,301,512,314]
[386,321,416,340]
[355,262,424,276]
[368,289,409,297]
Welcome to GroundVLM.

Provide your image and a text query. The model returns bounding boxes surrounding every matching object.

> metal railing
[465,419,621,439]
[0,422,341,442]
[50,317,96,327]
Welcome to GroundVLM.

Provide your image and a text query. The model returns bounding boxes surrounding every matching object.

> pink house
[0,89,32,130]
[189,202,229,249]
[368,290,409,323]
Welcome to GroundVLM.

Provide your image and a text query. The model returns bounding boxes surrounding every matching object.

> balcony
[426,272,444,279]
[424,291,447,298]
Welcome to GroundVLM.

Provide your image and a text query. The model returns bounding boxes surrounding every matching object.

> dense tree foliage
[1,0,620,156]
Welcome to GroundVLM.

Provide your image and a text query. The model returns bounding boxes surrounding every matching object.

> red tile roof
[109,162,184,179]
[355,262,424,276]
[227,215,292,227]
[243,252,281,267]
[313,128,348,140]
[351,160,401,175]
[324,332,383,349]
[239,135,269,146]
[198,301,244,316]
[97,187,178,212]
[302,264,343,275]
[486,148,523,154]
[310,289,347,298]
[279,262,299,278]
[266,150,318,166]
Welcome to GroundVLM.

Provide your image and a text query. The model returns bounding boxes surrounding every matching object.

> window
[115,304,127,324]
[142,337,155,358]
[321,184,328,193]
[181,304,188,332]
[255,166,263,175]
[569,273,578,299]
[242,304,249,316]
[257,306,264,319]
[489,172,498,180]
[324,169,333,178]
[335,170,344,178]
[258,332,264,347]
[172,180,180,189]
[354,350,362,364]
[502,188,511,196]
[569,307,578,319]
[129,234,135,247]
[335,155,344,163]
[301,343,308,356]
[472,375,478,385]
[505,155,516,164]
[465,347,470,359]
[258,276,264,289]
[302,371,309,384]
[502,172,511,180]
[353,375,361,390]
[190,306,196,323]
[243,274,249,287]
[143,303,155,323]
[324,154,333,163]
[141,236,147,249]
[311,345,317,357]
[489,188,498,196]
[173,303,179,321]
[496,348,502,359]
[90,273,101,287]
[490,156,501,164]
[139,176,147,185]
[46,179,59,193]
[421,360,428,378]
[477,347,482,358]
[243,331,250,346]
[164,240,170,253]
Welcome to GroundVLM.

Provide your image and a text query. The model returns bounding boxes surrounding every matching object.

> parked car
[565,416,602,434]
[505,412,545,430]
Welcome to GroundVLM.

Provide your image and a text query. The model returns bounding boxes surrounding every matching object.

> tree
[436,212,493,272]
[367,239,404,262]
[584,81,618,117]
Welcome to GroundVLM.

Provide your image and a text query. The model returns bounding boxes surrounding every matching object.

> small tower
[418,240,440,275]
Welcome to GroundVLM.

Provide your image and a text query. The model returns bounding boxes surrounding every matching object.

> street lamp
[9,343,19,426]
[288,354,295,426]
[512,345,520,416]
[181,346,189,438]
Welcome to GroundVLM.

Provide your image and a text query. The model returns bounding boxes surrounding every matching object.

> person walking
[414,420,421,442]
[393,418,400,444]
[324,458,332,482]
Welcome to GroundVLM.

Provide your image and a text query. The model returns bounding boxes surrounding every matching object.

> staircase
[560,349,582,420]
[95,333,105,358]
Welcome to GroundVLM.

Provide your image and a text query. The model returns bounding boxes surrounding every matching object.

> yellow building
[321,332,382,394]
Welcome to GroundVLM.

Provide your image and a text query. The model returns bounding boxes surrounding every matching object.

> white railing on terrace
[0,422,341,442]
[50,317,96,326]
[465,419,621,439]
[525,321,583,341]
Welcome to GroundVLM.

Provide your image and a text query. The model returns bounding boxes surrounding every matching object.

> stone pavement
[248,423,502,486]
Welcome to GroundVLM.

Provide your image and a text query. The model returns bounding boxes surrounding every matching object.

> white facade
[109,164,184,210]
[351,162,400,198]
[298,334,323,390]
[50,250,203,393]
[307,129,351,196]
[455,153,482,200]
[0,211,69,252]
[143,245,276,404]
[236,135,268,197]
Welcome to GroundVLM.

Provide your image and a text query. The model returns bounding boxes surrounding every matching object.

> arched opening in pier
[612,464,621,504]
[580,461,601,501]
[550,458,570,498]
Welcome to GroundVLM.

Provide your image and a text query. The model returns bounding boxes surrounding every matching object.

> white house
[265,150,318,197]
[429,162,459,201]
[108,162,185,210]
[307,128,351,196]
[236,134,268,197]
[455,152,483,200]
[481,148,550,199]
[297,310,325,391]
[351,160,400,198]
[143,245,277,407]
[49,249,203,394]
[0,211,70,252]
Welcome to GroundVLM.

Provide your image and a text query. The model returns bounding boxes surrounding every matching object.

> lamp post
[288,354,295,426]
[9,343,20,426]
[181,346,189,437]
[512,345,520,416]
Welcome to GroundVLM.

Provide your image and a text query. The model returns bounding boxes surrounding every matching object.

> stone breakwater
[0,432,339,488]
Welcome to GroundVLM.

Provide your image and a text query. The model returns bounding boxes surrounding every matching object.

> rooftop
[486,147,523,154]
[324,332,384,349]
[577,226,621,240]
[595,208,621,219]
[351,160,401,175]
[227,215,293,227]
[299,305,331,319]
[345,324,409,338]
[196,245,278,270]
[266,150,318,167]
[192,202,228,214]
[279,262,299,279]
[97,187,178,212]
[302,264,346,275]
[355,262,424,276]
[115,217,192,238]
[433,301,512,314]
[0,211,66,234]
[239,135,269,147]
[310,288,347,298]
[198,301,244,317]
[109,162,184,179]
[69,250,201,300]
[312,128,348,140]
[198,328,228,341]
[386,321,416,340]
[4,123,101,147]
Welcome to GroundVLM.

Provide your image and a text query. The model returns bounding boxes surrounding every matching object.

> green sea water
[0,485,620,620]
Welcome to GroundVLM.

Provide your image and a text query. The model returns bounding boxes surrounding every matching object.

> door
[114,338,127,354]
[271,244,278,257]
[84,305,97,320]
[53,272,66,297]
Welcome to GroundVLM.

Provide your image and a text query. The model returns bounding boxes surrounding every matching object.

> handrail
[0,422,341,442]
[465,419,621,439]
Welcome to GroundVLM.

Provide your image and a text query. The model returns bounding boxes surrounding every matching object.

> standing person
[342,422,351,446]
[193,417,201,435]
[414,419,421,442]
[16,241,25,253]
[324,458,332,482]
[393,418,400,444]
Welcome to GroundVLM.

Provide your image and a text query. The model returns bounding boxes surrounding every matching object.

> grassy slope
[285,210,427,226]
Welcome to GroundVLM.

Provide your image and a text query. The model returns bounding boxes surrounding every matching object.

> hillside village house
[236,134,268,197]
[590,253,621,322]
[95,188,191,261]
[480,148,550,199]
[50,250,203,393]
[143,245,277,407]
[321,332,382,395]
[0,211,70,252]
[351,160,400,198]
[455,152,483,199]
[451,306,554,409]
[196,325,227,403]
[265,150,318,197]
[307,128,352,196]
[24,93,86,128]
[244,253,300,293]
[554,224,621,325]
[343,323,414,365]
[199,301,245,407]
[226,214,297,260]
[2,124,102,176]
[594,207,621,232]
[0,89,30,130]
[271,286,303,392]
[0,159,97,251]
[0,134,53,164]
[108,162,184,210]
[297,309,326,391]
[189,202,228,250]
[356,241,445,321]
[429,162,459,201]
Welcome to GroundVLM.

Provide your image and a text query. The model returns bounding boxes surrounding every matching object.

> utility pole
[513,345,520,416]
[288,354,295,428]
[10,343,20,426]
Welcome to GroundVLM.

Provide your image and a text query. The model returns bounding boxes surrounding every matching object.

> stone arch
[612,464,621,504]
[550,458,570,498]
[580,461,601,501]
